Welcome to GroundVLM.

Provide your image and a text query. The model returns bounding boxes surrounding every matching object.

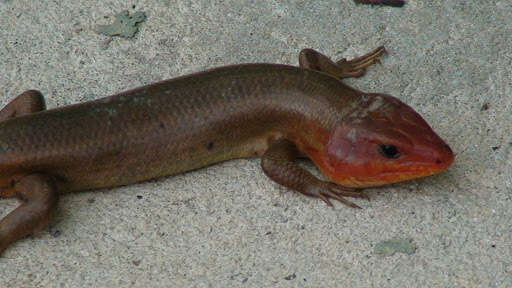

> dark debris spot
[354,0,405,7]
[480,103,490,111]
[284,273,296,280]
[136,195,143,199]
[17,193,28,202]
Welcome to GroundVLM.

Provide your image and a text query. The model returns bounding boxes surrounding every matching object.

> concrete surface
[0,1,510,287]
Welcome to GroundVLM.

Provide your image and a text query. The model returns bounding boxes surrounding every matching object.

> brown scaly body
[0,46,453,254]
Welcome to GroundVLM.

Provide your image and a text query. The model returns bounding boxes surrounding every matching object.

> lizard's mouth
[328,149,455,188]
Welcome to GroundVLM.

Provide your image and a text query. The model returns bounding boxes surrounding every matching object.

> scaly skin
[0,46,454,254]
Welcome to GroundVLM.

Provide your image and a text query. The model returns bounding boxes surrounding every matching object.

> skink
[0,46,454,254]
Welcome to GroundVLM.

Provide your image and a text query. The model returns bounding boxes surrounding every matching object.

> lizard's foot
[309,181,368,209]
[299,46,386,79]
[335,46,386,78]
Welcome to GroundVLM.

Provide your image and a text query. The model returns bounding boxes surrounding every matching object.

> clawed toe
[322,189,362,209]
[336,46,386,77]
[298,46,386,80]
[326,183,370,200]
[310,182,368,209]
[336,46,386,78]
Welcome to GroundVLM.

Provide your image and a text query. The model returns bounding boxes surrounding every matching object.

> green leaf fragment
[97,10,147,38]
[374,237,417,256]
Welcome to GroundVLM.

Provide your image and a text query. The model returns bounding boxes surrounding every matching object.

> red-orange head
[319,93,454,187]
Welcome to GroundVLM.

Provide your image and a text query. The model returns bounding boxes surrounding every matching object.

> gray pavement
[0,1,510,287]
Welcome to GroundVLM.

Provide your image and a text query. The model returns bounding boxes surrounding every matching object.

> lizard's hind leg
[0,174,58,255]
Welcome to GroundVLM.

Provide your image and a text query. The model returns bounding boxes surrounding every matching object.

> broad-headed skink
[0,46,454,254]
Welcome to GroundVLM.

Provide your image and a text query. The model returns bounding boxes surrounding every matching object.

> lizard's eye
[379,144,400,159]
